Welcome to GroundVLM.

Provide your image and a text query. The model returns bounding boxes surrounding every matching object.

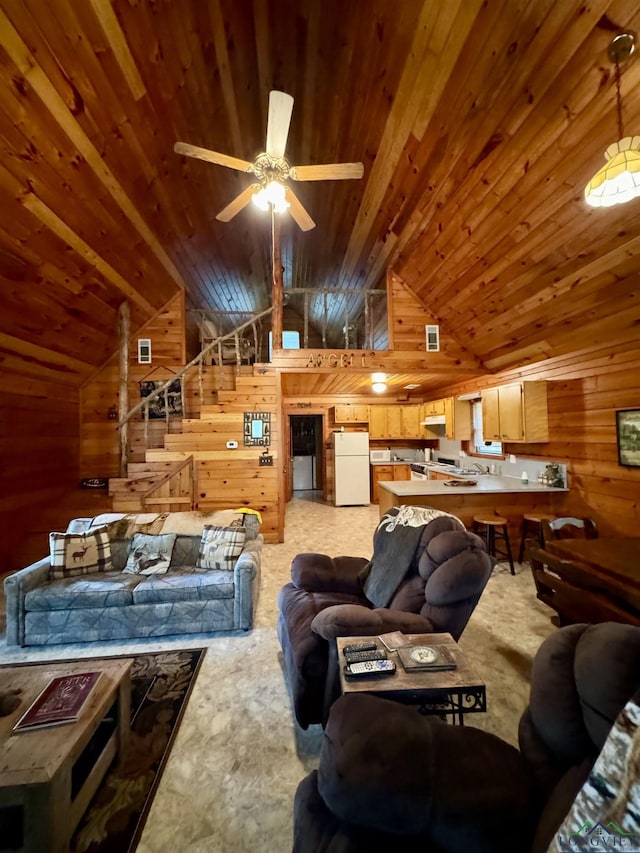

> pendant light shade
[584,32,638,209]
[585,137,640,207]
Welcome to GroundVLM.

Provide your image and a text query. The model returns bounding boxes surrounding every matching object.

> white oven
[370,449,391,463]
[410,464,428,481]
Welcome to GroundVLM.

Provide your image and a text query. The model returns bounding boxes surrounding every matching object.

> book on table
[13,671,102,732]
[396,644,458,672]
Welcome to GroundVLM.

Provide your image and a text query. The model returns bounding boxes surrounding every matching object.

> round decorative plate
[409,646,439,664]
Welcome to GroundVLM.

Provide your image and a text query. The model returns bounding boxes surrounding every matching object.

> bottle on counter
[521,471,529,485]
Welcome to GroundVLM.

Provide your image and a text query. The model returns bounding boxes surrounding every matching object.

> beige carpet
[0,497,556,852]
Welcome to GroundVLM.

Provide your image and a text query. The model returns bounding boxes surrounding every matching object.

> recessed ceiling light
[404,383,420,389]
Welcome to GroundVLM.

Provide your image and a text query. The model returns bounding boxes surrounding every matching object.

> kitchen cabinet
[422,397,471,440]
[401,405,423,439]
[481,381,549,443]
[333,405,369,423]
[371,463,411,503]
[443,398,472,441]
[368,405,421,439]
[422,398,446,417]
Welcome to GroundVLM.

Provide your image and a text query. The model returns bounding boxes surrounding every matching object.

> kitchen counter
[378,475,568,496]
[377,476,570,543]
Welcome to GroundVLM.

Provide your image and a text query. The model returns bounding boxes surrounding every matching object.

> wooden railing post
[118,301,130,477]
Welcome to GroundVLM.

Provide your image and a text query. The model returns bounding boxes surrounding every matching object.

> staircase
[109,456,194,513]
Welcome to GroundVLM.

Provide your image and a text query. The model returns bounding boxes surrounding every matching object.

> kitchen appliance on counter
[369,449,391,463]
[334,432,371,505]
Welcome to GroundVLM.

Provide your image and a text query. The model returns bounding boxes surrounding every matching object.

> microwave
[369,449,391,462]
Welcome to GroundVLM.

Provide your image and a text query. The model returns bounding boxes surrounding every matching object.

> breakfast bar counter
[378,476,569,542]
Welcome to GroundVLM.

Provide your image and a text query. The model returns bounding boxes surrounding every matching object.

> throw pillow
[49,527,113,579]
[197,524,246,570]
[123,533,177,575]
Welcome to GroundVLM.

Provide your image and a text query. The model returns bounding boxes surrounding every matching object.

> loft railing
[188,286,388,351]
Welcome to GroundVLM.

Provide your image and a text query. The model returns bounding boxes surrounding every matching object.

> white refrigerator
[333,431,370,506]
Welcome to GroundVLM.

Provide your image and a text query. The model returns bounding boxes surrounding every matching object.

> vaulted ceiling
[2,0,640,388]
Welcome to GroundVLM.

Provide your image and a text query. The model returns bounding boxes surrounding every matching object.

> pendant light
[585,32,640,208]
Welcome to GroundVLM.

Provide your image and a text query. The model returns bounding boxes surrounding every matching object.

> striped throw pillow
[197,525,246,570]
[49,526,112,579]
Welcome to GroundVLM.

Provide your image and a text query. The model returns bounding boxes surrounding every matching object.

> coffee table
[0,658,132,853]
[337,633,486,724]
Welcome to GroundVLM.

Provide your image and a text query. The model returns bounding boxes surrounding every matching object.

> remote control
[344,659,396,679]
[343,641,377,656]
[344,649,388,664]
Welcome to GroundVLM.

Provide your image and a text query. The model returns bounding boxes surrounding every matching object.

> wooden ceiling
[2,0,640,391]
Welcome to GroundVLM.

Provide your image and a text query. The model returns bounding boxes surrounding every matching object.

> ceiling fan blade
[216,184,260,222]
[266,91,294,159]
[284,187,315,231]
[290,163,364,181]
[174,142,253,173]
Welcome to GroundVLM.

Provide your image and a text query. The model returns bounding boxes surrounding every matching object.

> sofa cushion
[197,525,246,570]
[132,567,235,604]
[49,527,112,578]
[123,533,177,575]
[25,572,142,611]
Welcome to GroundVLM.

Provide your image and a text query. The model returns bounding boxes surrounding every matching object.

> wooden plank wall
[0,380,80,572]
[387,272,485,377]
[447,343,640,537]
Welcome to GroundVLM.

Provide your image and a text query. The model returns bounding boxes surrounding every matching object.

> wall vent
[425,325,440,352]
[137,338,152,364]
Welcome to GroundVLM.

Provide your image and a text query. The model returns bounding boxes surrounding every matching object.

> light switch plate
[226,440,238,449]
[259,455,273,466]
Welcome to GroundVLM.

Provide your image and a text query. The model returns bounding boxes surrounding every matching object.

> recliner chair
[293,622,640,853]
[277,507,494,728]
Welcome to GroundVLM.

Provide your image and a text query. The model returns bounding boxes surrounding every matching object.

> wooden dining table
[545,538,640,588]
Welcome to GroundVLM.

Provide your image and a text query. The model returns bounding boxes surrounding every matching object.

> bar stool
[517,512,557,563]
[472,514,515,575]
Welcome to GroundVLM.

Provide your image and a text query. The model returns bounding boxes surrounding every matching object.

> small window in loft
[472,400,502,456]
[268,330,300,360]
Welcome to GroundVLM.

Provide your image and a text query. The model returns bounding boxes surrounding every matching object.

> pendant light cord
[615,58,624,139]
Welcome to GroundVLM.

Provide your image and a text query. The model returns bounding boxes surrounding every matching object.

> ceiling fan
[174,91,364,231]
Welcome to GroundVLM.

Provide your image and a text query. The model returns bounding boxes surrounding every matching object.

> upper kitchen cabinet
[481,382,549,443]
[368,405,421,439]
[422,399,446,417]
[443,398,472,441]
[333,405,369,423]
[401,405,423,439]
[421,398,471,440]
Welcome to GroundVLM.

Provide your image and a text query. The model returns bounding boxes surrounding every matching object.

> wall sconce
[585,32,640,208]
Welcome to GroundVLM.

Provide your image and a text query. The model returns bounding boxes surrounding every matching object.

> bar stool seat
[518,512,557,563]
[472,514,515,575]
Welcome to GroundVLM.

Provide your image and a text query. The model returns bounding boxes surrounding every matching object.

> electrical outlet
[259,455,273,466]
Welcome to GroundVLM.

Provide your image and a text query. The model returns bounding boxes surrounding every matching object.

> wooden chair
[527,542,640,627]
[541,516,598,544]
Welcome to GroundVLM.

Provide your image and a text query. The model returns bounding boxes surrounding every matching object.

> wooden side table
[336,633,486,724]
[0,658,132,853]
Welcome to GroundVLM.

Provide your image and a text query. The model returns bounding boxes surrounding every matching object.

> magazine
[13,671,102,732]
[396,644,458,672]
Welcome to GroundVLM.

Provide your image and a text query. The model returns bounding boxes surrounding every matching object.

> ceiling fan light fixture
[372,382,387,394]
[585,32,639,208]
[371,372,387,383]
[252,180,290,214]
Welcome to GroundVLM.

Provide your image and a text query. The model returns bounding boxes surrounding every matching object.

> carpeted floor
[0,496,557,852]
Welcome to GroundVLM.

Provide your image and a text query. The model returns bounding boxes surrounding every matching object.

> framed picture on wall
[616,409,640,467]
